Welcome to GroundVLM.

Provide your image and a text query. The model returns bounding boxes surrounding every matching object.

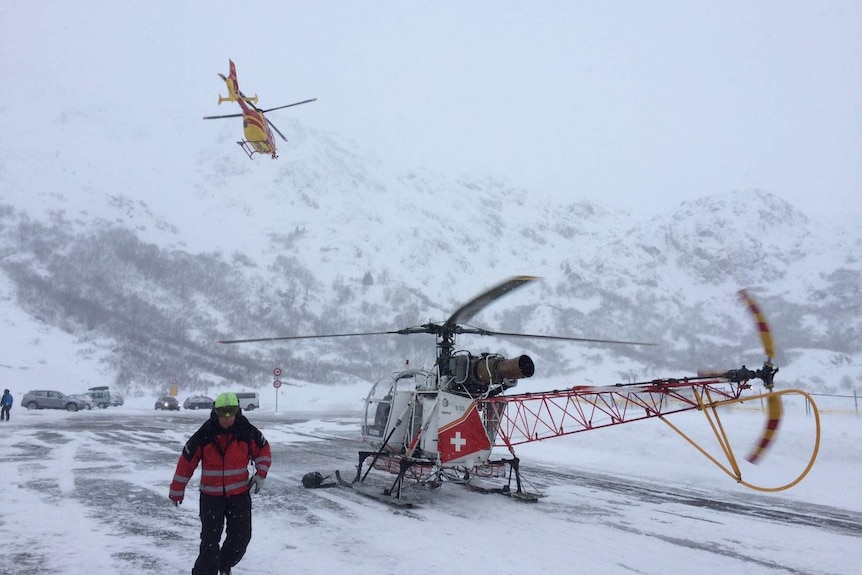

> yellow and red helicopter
[203,59,316,159]
[220,276,821,505]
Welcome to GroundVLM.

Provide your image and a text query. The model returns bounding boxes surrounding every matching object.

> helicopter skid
[462,460,544,502]
[237,140,270,159]
[465,480,542,503]
[463,478,511,494]
[334,470,418,508]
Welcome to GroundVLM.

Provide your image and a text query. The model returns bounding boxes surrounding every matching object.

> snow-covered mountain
[1,106,859,398]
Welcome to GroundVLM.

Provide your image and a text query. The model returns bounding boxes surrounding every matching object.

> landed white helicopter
[220,276,820,505]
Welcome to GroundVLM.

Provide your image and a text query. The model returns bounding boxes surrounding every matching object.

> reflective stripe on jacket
[169,412,271,499]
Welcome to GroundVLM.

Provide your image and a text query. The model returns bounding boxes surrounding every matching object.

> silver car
[68,394,96,410]
[22,390,87,412]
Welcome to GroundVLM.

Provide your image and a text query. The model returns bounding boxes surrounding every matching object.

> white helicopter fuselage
[361,369,495,469]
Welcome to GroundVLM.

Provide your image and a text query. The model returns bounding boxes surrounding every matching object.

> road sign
[273,367,282,377]
[273,380,282,388]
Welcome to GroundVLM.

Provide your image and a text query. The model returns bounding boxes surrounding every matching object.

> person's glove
[248,474,265,494]
[169,494,183,507]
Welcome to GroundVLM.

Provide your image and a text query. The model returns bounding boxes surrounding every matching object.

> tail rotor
[736,289,783,464]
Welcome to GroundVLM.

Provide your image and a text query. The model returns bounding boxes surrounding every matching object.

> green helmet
[214,392,239,409]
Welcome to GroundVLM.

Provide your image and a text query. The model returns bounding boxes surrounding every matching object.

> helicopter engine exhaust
[475,354,535,384]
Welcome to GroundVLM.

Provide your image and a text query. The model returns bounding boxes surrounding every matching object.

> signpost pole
[273,367,283,413]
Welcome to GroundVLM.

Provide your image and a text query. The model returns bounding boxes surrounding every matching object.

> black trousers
[192,490,252,575]
[1,406,10,421]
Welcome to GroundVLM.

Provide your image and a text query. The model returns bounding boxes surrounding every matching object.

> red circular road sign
[273,367,282,377]
[273,380,282,388]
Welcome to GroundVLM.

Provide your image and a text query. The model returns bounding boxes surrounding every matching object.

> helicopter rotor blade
[261,99,318,142]
[470,328,657,347]
[218,275,654,348]
[235,88,262,111]
[261,98,317,113]
[218,327,428,345]
[265,117,288,141]
[203,113,244,120]
[446,275,539,328]
[231,87,289,141]
[738,288,775,361]
[697,289,779,383]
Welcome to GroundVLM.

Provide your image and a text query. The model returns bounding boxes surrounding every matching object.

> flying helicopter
[203,59,316,159]
[219,276,821,505]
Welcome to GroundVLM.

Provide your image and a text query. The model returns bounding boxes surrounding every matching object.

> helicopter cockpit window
[372,400,391,437]
[363,378,395,438]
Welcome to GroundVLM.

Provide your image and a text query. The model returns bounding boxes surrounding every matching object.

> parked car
[22,390,87,412]
[155,396,180,411]
[235,392,260,411]
[86,386,113,408]
[68,394,96,410]
[183,395,214,410]
[110,392,125,407]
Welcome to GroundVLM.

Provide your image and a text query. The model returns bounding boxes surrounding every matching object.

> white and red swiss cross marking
[449,431,467,452]
[437,404,491,463]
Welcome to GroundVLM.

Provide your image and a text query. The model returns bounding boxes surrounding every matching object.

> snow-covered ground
[1,389,859,575]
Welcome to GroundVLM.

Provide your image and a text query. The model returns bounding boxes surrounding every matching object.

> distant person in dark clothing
[1,389,12,421]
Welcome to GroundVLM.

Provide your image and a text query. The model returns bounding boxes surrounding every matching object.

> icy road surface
[1,409,859,575]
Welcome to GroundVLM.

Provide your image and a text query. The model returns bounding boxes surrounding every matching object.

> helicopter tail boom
[218,59,258,106]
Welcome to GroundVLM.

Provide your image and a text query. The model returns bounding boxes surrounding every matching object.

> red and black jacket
[170,411,271,499]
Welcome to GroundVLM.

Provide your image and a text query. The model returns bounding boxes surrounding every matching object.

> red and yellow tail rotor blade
[737,288,782,464]
[745,393,783,464]
[738,288,775,360]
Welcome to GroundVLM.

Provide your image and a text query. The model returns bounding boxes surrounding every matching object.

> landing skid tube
[464,457,544,502]
[237,140,255,159]
[335,468,417,508]
[343,451,543,505]
[346,450,426,505]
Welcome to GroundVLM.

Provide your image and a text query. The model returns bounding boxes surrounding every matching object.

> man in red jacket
[170,392,272,575]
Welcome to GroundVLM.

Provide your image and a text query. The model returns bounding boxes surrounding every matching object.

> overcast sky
[3,1,860,221]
